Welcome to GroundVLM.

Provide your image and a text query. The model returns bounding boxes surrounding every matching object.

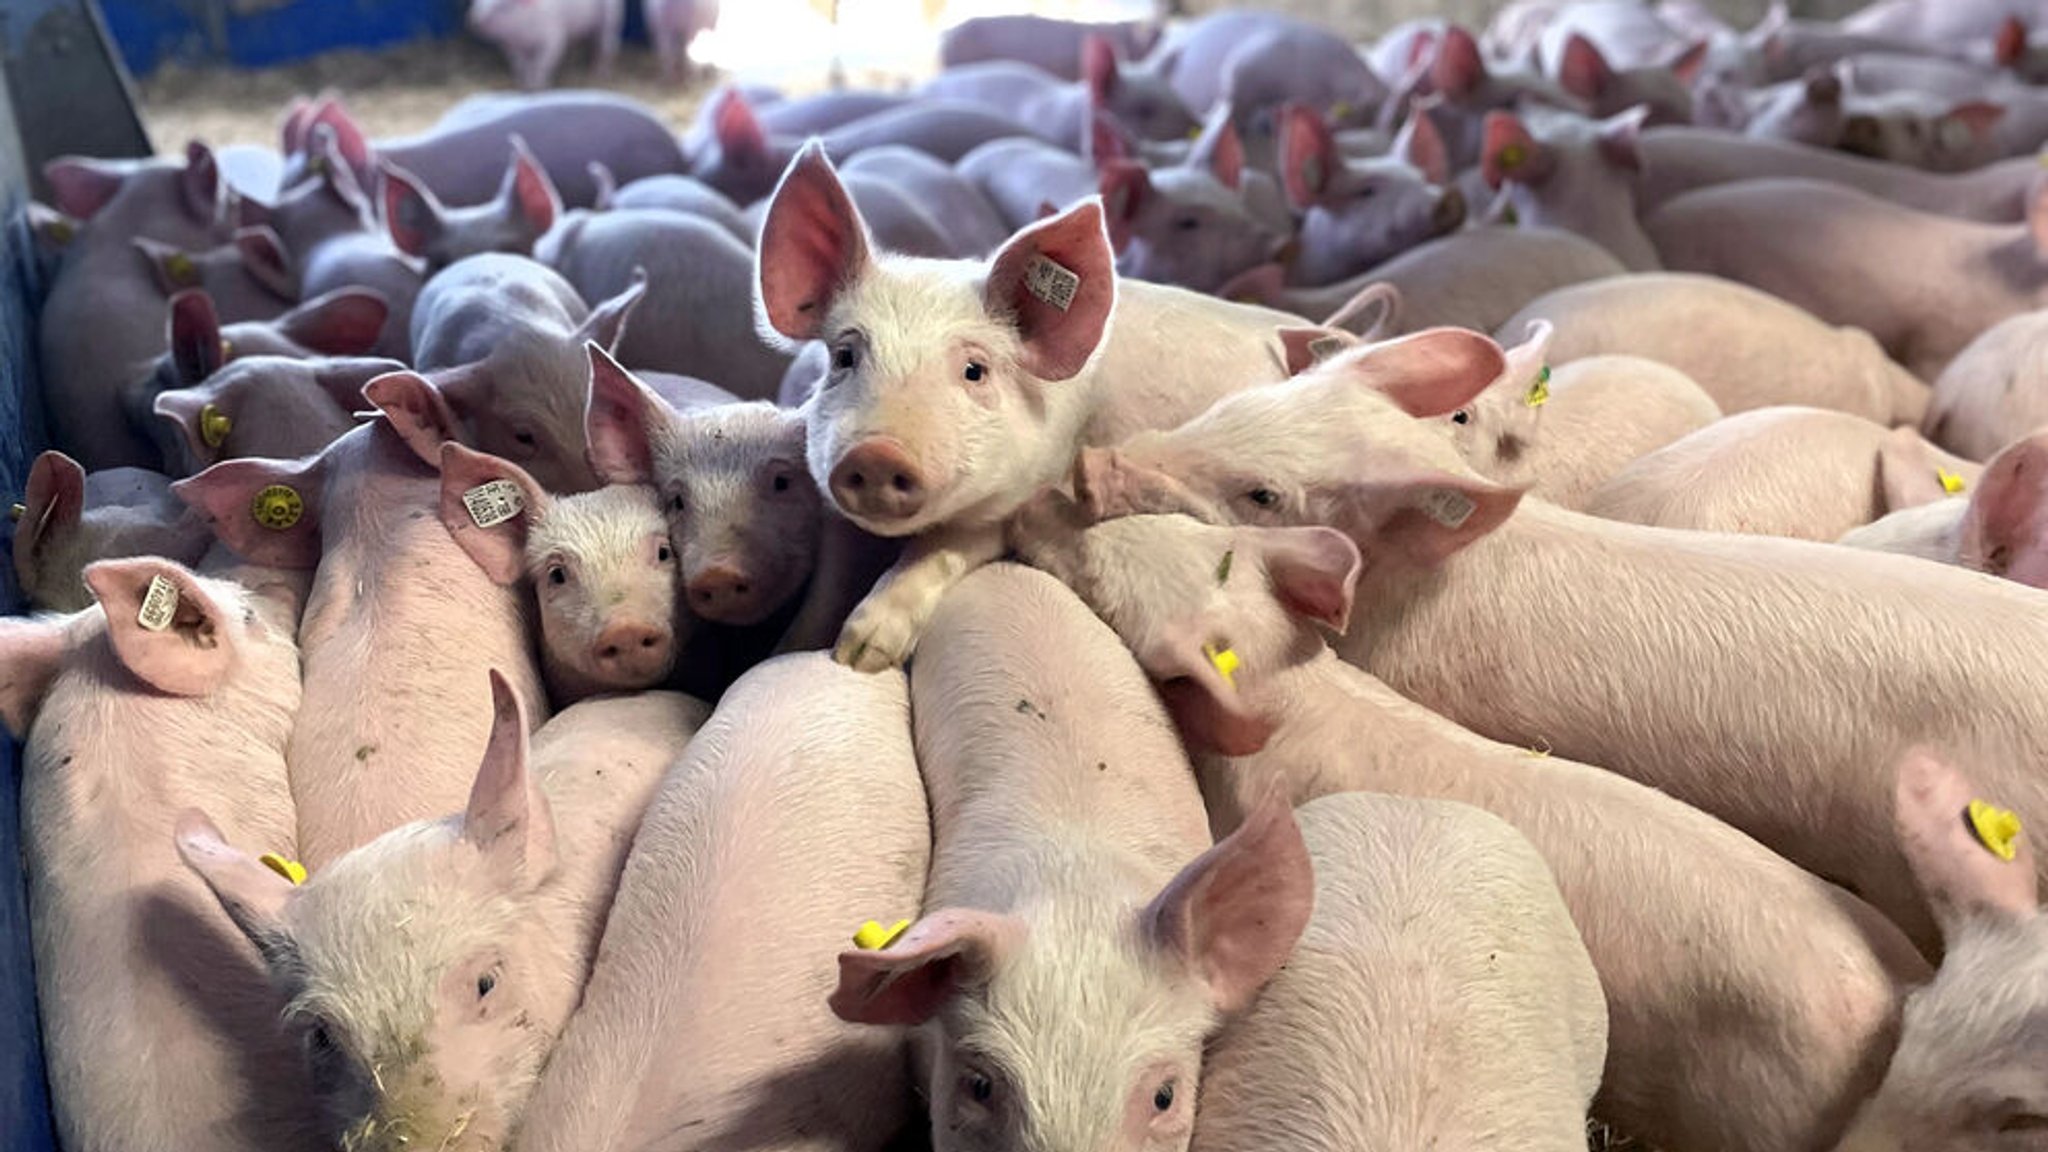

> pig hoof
[834,607,920,672]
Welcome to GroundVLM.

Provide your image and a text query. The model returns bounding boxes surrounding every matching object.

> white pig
[10,450,207,611]
[1839,429,2048,591]
[1924,307,2048,461]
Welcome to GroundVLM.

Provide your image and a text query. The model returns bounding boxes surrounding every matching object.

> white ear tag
[137,574,179,633]
[463,480,525,529]
[1025,256,1080,312]
[1419,488,1476,529]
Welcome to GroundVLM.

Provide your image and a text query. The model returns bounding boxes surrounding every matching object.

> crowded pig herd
[15,0,2048,1149]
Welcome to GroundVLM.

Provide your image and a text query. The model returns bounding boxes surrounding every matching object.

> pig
[237,125,378,268]
[1925,308,2048,460]
[1501,272,1932,424]
[941,14,1162,80]
[1072,328,2048,954]
[645,0,716,81]
[1648,178,2048,381]
[133,231,296,324]
[151,355,404,476]
[1552,32,1705,125]
[1219,225,1626,335]
[832,562,1312,1152]
[923,37,1196,153]
[10,451,208,612]
[1411,23,1581,170]
[509,653,928,1152]
[957,136,1103,232]
[1697,69,1848,148]
[1831,750,2048,1148]
[1839,430,2048,590]
[468,0,623,90]
[172,374,550,868]
[753,89,904,137]
[1534,0,1691,69]
[41,143,226,251]
[755,145,1312,668]
[1836,90,2007,173]
[437,441,683,703]
[0,557,314,1152]
[1010,506,1926,1152]
[292,232,424,362]
[840,147,1011,257]
[180,671,706,1152]
[1191,794,1604,1152]
[1843,0,2046,47]
[840,172,960,259]
[383,137,561,271]
[1277,103,1465,287]
[1635,127,2044,220]
[140,287,391,392]
[1099,117,1292,293]
[590,168,752,244]
[1585,407,1982,542]
[1158,10,1388,133]
[410,253,641,492]
[536,209,789,402]
[1479,106,1661,272]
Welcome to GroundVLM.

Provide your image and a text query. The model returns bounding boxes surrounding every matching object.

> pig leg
[778,515,900,656]
[595,0,624,78]
[833,522,1004,671]
[525,29,568,89]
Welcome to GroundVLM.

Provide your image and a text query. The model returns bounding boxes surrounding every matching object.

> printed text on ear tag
[137,574,180,632]
[260,853,308,885]
[250,485,304,531]
[1525,365,1551,408]
[1025,256,1080,312]
[463,480,525,529]
[1419,488,1476,529]
[1939,467,1967,495]
[852,918,910,950]
[1968,799,2022,862]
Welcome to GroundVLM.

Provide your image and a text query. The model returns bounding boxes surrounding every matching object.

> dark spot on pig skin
[355,744,376,762]
[1495,435,1525,465]
[408,510,427,521]
[1097,762,1107,772]
[1015,699,1047,720]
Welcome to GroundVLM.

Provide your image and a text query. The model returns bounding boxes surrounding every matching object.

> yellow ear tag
[1203,643,1241,688]
[165,251,198,286]
[852,918,911,950]
[47,218,75,245]
[1939,467,1967,495]
[1498,142,1527,171]
[199,404,233,448]
[1331,101,1353,121]
[1525,364,1552,408]
[250,484,304,531]
[1968,800,2022,862]
[260,853,308,885]
[8,503,23,522]
[1186,125,1203,140]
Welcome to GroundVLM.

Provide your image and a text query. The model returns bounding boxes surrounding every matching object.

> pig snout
[590,619,673,684]
[685,561,767,623]
[828,438,928,524]
[1432,187,1467,236]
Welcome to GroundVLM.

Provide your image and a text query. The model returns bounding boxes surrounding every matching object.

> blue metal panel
[99,0,470,74]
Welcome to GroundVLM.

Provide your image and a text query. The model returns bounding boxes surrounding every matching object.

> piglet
[510,653,928,1152]
[1925,308,2048,460]
[181,671,705,1152]
[1278,103,1464,287]
[151,355,401,476]
[1839,430,2048,591]
[1552,32,1704,124]
[467,0,622,90]
[590,168,751,244]
[645,0,717,81]
[1161,10,1387,135]
[1099,114,1291,293]
[383,137,561,271]
[941,14,1161,80]
[0,558,314,1152]
[11,450,208,611]
[833,563,1311,1152]
[1481,106,1661,272]
[923,36,1195,153]
[141,287,390,396]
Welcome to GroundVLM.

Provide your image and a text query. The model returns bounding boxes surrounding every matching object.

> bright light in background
[695,0,1157,88]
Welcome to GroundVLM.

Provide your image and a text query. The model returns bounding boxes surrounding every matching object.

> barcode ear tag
[1419,488,1476,529]
[463,480,525,529]
[1024,256,1080,312]
[1307,335,1348,363]
[137,574,179,632]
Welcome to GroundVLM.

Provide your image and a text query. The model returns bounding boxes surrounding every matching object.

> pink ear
[19,450,87,567]
[1278,326,1356,375]
[1335,326,1506,418]
[1394,108,1450,185]
[153,387,215,467]
[1558,33,1613,101]
[281,97,313,155]
[1145,800,1313,1014]
[234,225,296,299]
[504,136,559,239]
[1136,620,1277,757]
[1875,427,1958,512]
[366,371,461,467]
[83,559,239,697]
[1280,104,1337,207]
[438,442,545,586]
[309,99,370,173]
[182,141,221,224]
[1960,432,2048,588]
[577,273,646,353]
[1668,39,1710,84]
[1432,24,1488,99]
[1998,16,2029,68]
[173,456,326,569]
[1096,160,1149,250]
[275,289,388,356]
[983,199,1117,381]
[1261,526,1360,633]
[462,670,556,886]
[829,908,1024,1026]
[0,617,68,738]
[1597,106,1648,172]
[756,143,871,342]
[1895,748,2038,941]
[1083,33,1121,103]
[1944,100,2006,143]
[585,343,668,484]
[382,163,442,258]
[1206,116,1245,190]
[168,289,226,385]
[44,157,124,220]
[1480,111,1546,189]
[175,807,297,956]
[1336,467,1523,567]
[1089,109,1134,165]
[714,88,770,160]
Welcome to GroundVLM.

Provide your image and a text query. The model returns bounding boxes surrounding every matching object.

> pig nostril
[600,646,620,660]
[845,472,866,489]
[736,582,750,594]
[640,636,658,649]
[890,473,913,493]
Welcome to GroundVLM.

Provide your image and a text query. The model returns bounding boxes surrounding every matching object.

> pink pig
[1840,430,2048,591]
[151,355,402,476]
[1925,308,2048,461]
[383,137,561,271]
[1277,103,1465,287]
[10,450,208,611]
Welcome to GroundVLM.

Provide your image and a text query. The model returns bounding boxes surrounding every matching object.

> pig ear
[1558,33,1614,101]
[311,357,410,413]
[1876,427,1962,512]
[234,226,297,300]
[1144,799,1313,1014]
[1139,618,1277,757]
[500,136,559,243]
[1260,525,1361,633]
[153,387,217,469]
[0,617,68,738]
[1089,108,1134,165]
[1325,281,1404,341]
[829,908,1024,1026]
[308,99,370,173]
[438,442,546,586]
[1216,262,1285,308]
[1998,16,2029,68]
[43,157,125,220]
[1334,466,1524,567]
[168,289,226,386]
[365,371,462,467]
[576,272,646,354]
[84,559,239,697]
[984,199,1118,382]
[183,141,222,224]
[173,456,327,569]
[15,451,87,582]
[756,143,872,344]
[1280,104,1338,208]
[1278,326,1356,375]
[1394,108,1450,185]
[1335,326,1507,418]
[1597,106,1648,173]
[1432,24,1488,99]
[1667,39,1710,84]
[1203,114,1245,190]
[275,289,388,356]
[1083,33,1121,103]
[714,88,770,162]
[1480,111,1548,188]
[27,202,83,257]
[461,670,557,887]
[1895,749,2039,942]
[174,808,297,960]
[1960,433,2048,586]
[382,162,445,259]
[584,343,667,484]
[1944,101,2005,146]
[135,238,203,296]
[1096,160,1149,249]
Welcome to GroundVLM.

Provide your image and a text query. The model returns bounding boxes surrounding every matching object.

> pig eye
[657,544,673,563]
[1357,185,1377,200]
[963,1070,995,1105]
[547,564,568,586]
[512,431,538,448]
[476,971,497,999]
[833,344,859,372]
[1451,410,1471,425]
[1153,1080,1176,1112]
[963,361,985,383]
[771,472,792,493]
[1247,487,1279,507]
[1173,215,1201,232]
[670,492,686,513]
